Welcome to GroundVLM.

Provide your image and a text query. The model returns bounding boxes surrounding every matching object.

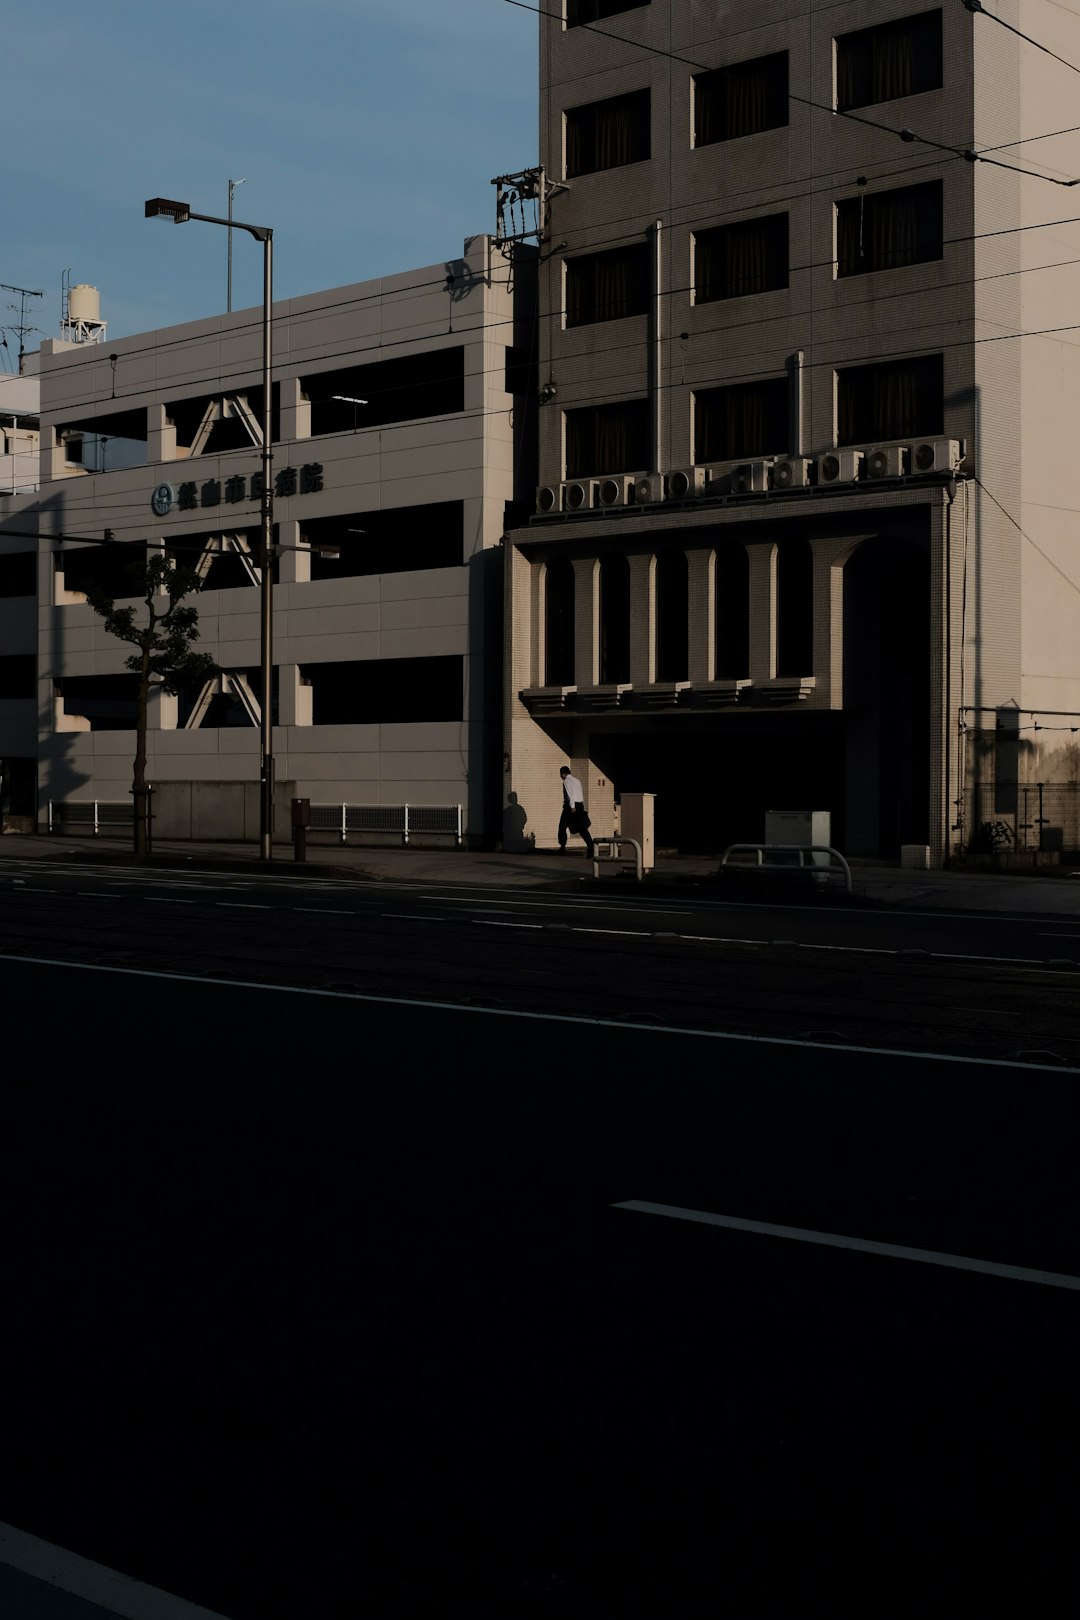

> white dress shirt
[562,773,585,805]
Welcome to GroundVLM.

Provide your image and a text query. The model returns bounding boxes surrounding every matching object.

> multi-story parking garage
[2,235,535,843]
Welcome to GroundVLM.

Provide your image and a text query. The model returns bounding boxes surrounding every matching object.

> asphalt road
[3,889,1080,1617]
[1,854,1079,1062]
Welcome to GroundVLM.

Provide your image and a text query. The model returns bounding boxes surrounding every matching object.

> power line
[963,0,1080,77]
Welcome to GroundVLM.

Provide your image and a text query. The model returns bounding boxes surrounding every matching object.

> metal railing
[720,842,852,892]
[309,803,463,846]
[591,836,644,881]
[48,800,132,836]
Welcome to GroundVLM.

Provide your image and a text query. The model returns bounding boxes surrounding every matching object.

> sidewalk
[2,832,1080,915]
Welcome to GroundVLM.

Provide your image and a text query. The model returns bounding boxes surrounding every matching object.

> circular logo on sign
[151,483,176,517]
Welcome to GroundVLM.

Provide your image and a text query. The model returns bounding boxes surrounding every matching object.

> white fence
[47,797,464,847]
[308,803,463,846]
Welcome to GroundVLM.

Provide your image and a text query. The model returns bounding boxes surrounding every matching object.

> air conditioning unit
[818,450,863,485]
[561,479,595,512]
[596,474,634,508]
[667,465,709,500]
[866,445,908,479]
[536,485,559,515]
[911,438,963,476]
[771,457,813,491]
[633,473,666,504]
[730,459,773,494]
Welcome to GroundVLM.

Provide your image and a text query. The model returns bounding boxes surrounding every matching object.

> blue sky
[0,0,537,360]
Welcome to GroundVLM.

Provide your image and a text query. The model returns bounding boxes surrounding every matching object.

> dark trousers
[558,804,594,855]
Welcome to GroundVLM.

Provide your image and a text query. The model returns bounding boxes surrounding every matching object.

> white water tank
[67,284,101,323]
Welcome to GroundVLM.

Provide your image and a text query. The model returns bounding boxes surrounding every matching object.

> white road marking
[1039,932,1080,939]
[77,892,116,898]
[2,951,1078,1073]
[0,1518,231,1619]
[574,926,652,937]
[293,907,356,915]
[473,919,544,930]
[380,913,452,922]
[614,1200,1080,1293]
[216,902,271,910]
[143,897,194,905]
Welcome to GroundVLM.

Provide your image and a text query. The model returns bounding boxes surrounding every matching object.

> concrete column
[814,540,842,705]
[277,518,306,584]
[573,555,598,687]
[629,552,655,687]
[278,376,310,443]
[687,547,714,685]
[748,542,776,684]
[279,663,312,726]
[147,402,177,463]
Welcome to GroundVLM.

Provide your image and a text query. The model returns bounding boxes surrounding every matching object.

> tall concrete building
[504,0,1080,861]
[4,236,535,843]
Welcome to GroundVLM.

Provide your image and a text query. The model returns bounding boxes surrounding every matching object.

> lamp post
[145,195,276,861]
[227,178,246,313]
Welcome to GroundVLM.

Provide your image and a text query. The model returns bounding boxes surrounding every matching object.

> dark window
[715,542,750,680]
[695,378,789,462]
[566,244,650,326]
[302,501,463,580]
[566,89,650,178]
[302,656,463,725]
[305,349,465,435]
[695,213,788,302]
[837,354,944,446]
[64,435,84,465]
[61,543,149,600]
[776,538,814,677]
[568,0,648,25]
[836,10,942,112]
[58,674,139,730]
[0,552,36,598]
[0,654,35,699]
[166,389,281,451]
[837,181,943,276]
[695,53,788,145]
[566,399,649,477]
[599,553,631,684]
[655,548,688,682]
[544,556,576,686]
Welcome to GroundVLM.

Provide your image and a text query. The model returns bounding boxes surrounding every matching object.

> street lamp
[145,195,276,861]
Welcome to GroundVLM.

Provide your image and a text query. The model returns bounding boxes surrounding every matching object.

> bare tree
[87,554,217,856]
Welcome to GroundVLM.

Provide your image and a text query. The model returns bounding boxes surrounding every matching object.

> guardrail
[48,800,132,836]
[591,835,644,881]
[719,842,852,893]
[309,803,463,846]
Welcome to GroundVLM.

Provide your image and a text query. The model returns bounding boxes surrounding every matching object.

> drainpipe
[650,220,662,472]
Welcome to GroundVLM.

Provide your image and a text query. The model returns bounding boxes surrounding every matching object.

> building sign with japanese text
[150,463,324,517]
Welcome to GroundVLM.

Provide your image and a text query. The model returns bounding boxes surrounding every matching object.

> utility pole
[0,283,44,372]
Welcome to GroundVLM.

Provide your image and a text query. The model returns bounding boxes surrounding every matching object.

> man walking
[558,764,594,856]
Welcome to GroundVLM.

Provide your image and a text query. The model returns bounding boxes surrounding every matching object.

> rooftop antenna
[0,281,44,372]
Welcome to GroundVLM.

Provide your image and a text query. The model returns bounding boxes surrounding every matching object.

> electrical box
[619,792,655,872]
[765,810,831,867]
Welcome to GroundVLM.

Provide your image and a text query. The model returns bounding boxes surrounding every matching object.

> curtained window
[837,355,944,446]
[696,213,788,302]
[599,553,631,684]
[836,181,943,277]
[694,53,788,145]
[566,90,651,178]
[544,556,576,686]
[566,244,650,326]
[568,0,649,25]
[836,11,942,112]
[565,399,649,477]
[695,378,789,463]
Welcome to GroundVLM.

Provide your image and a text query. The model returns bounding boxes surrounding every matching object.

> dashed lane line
[614,1200,1080,1294]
